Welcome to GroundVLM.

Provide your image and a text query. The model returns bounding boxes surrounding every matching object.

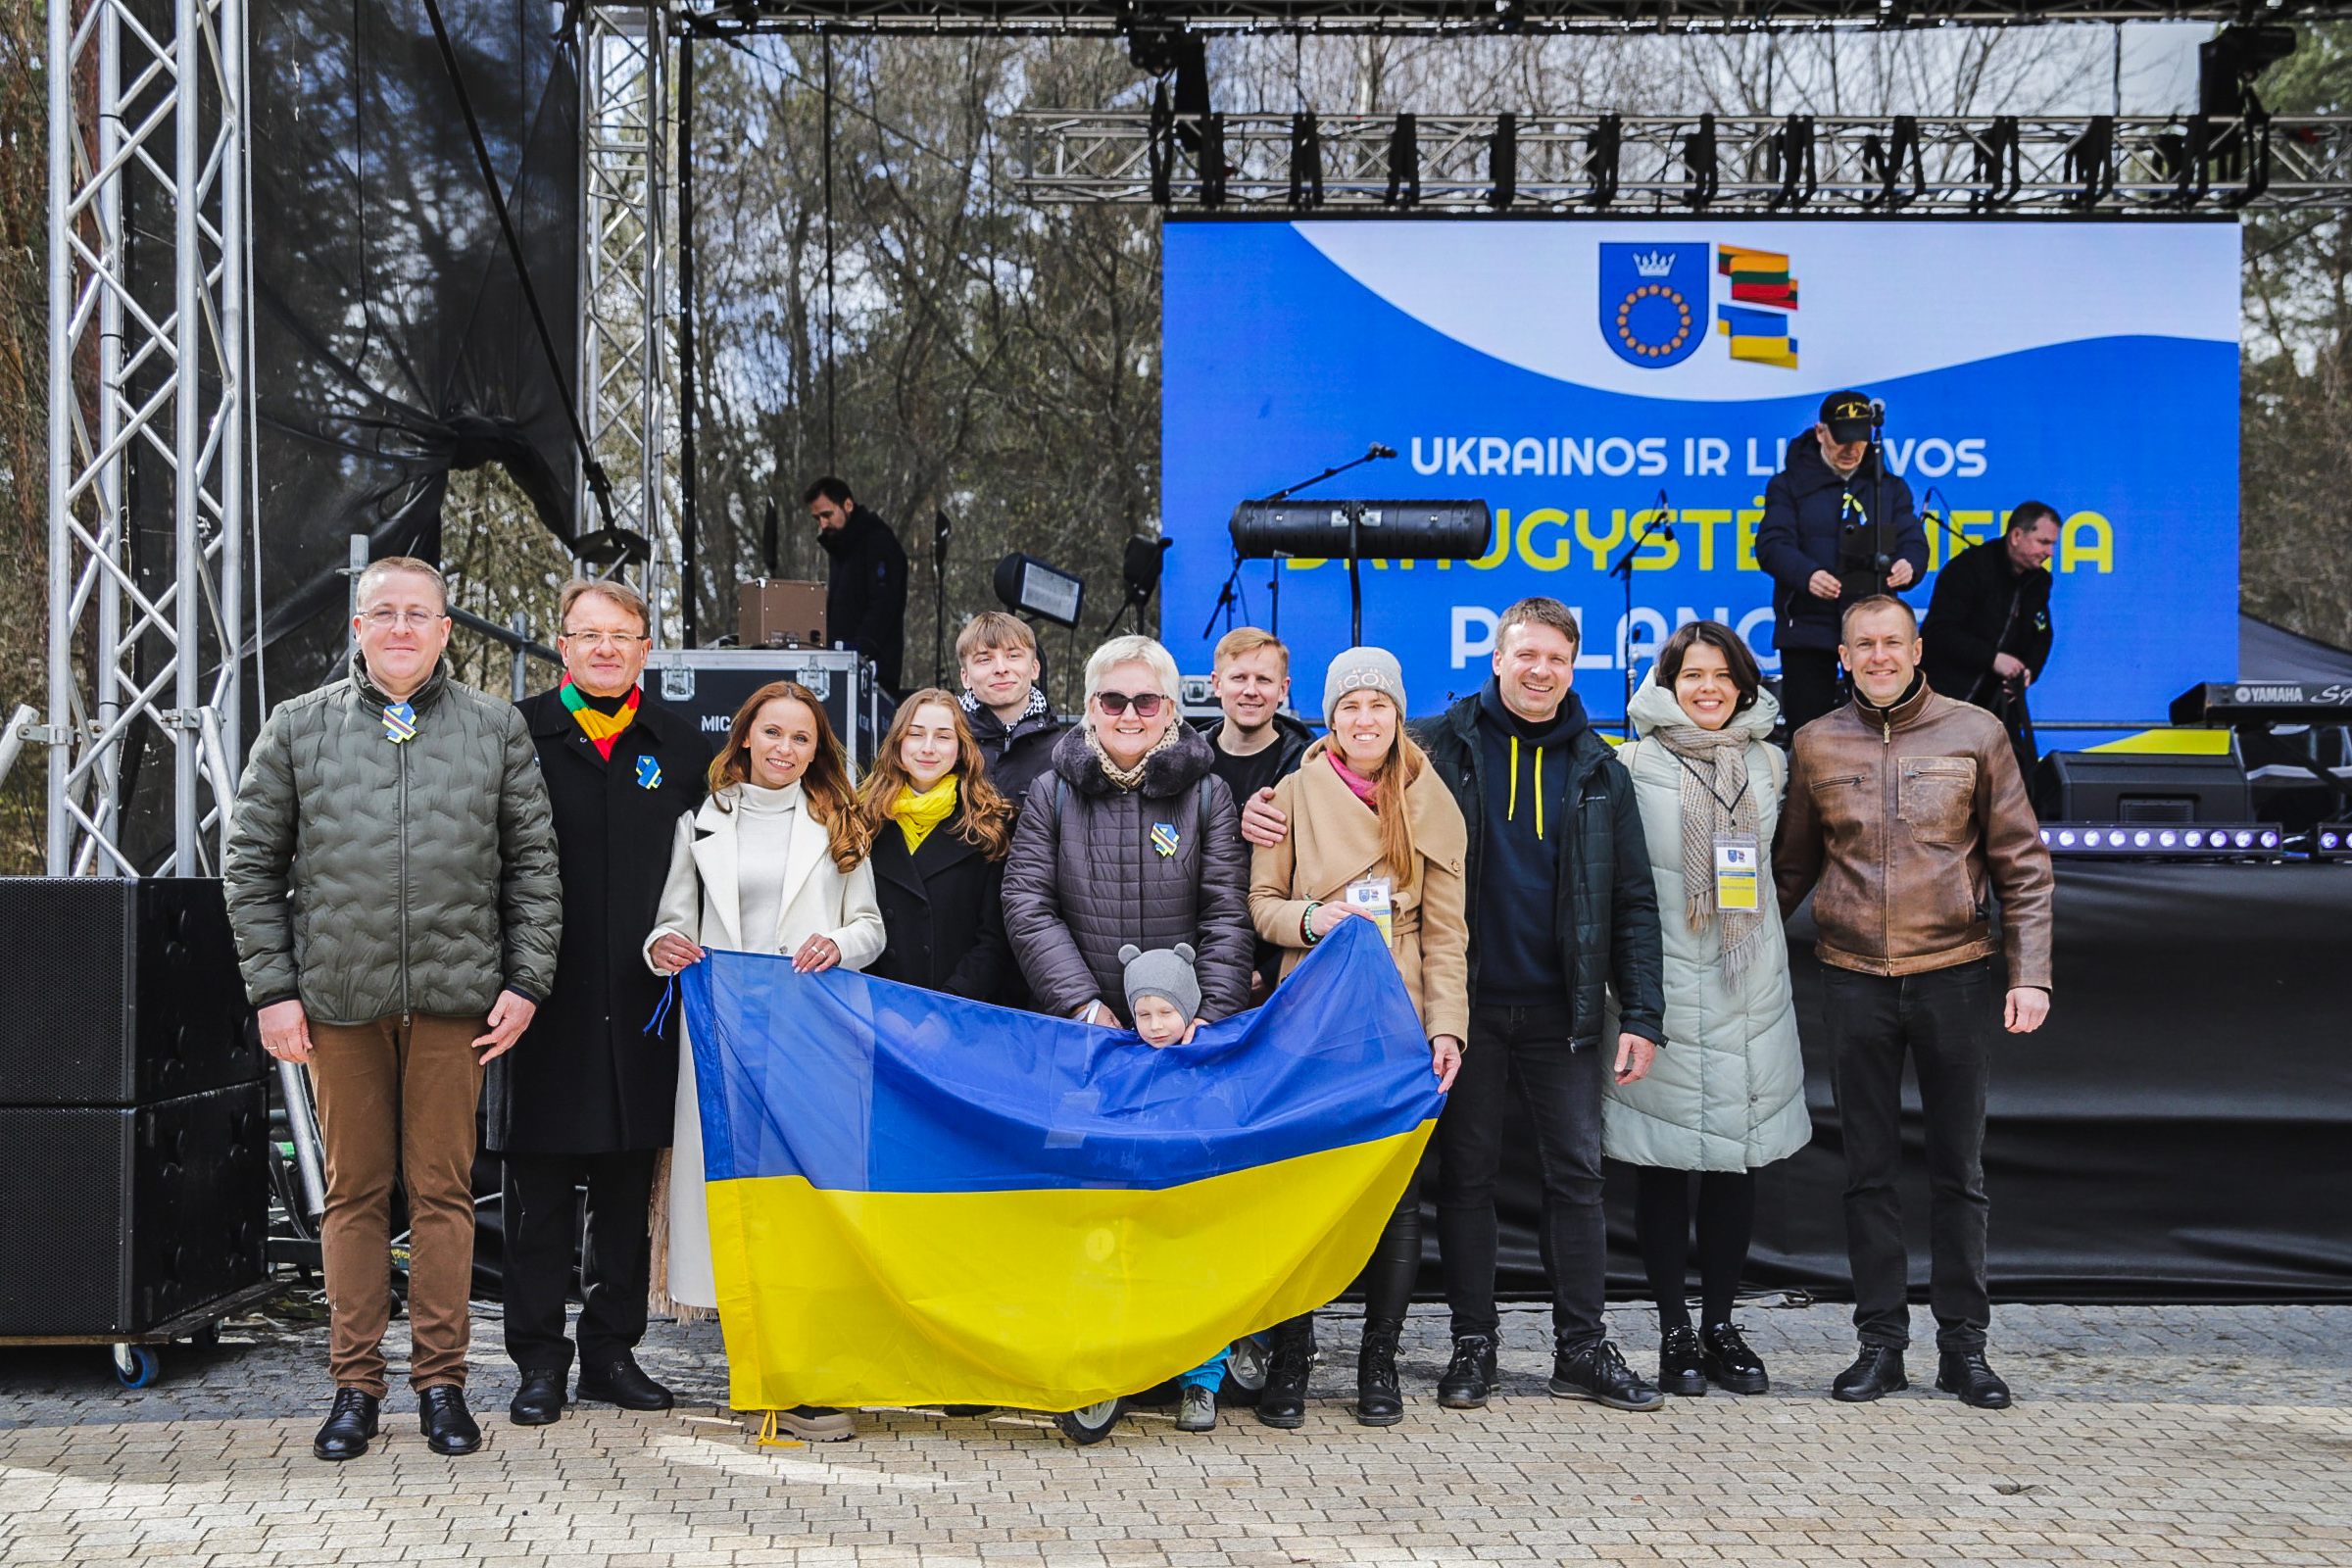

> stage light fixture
[2317,823,2352,859]
[2038,822,2284,859]
[992,553,1085,629]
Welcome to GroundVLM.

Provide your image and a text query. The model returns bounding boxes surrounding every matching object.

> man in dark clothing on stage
[807,475,907,694]
[1756,390,1930,734]
[1922,502,2059,782]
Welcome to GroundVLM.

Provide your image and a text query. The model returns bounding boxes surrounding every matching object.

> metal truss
[582,3,680,642]
[1011,110,2352,213]
[682,0,2347,36]
[46,0,251,878]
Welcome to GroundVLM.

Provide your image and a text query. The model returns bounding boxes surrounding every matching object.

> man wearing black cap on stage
[1756,391,1930,735]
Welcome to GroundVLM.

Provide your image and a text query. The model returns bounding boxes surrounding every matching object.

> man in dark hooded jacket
[1756,391,1929,734]
[806,475,907,693]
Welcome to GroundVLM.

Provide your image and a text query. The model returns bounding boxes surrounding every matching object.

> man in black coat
[491,579,711,1426]
[1241,599,1668,1416]
[1756,391,1929,734]
[956,611,1063,809]
[807,475,908,694]
[1922,502,2059,781]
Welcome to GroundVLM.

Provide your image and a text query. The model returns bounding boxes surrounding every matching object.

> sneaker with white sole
[776,1404,857,1442]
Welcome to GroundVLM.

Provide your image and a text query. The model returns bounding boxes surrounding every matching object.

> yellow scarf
[894,774,959,855]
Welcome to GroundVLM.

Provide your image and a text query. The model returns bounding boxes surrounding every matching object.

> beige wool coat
[1249,739,1471,1043]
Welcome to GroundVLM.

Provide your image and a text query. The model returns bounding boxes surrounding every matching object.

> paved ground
[4,1297,2348,1566]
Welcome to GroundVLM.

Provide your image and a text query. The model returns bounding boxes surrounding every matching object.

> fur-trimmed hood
[1050,720,1218,800]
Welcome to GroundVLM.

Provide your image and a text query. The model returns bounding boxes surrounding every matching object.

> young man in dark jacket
[807,475,908,693]
[1921,503,2058,782]
[1242,597,1668,1414]
[1198,626,1315,997]
[957,611,1063,809]
[1756,391,1929,734]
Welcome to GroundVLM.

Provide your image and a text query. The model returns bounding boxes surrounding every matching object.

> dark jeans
[1778,648,1846,736]
[1436,1004,1608,1350]
[501,1149,659,1376]
[1821,957,1999,1353]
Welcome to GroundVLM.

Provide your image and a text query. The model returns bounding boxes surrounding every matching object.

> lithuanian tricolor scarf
[560,676,640,759]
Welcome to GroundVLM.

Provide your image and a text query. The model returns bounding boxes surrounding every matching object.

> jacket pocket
[1898,757,1977,845]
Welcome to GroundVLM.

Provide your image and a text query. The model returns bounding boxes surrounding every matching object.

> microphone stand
[1870,402,1891,592]
[1606,487,1675,722]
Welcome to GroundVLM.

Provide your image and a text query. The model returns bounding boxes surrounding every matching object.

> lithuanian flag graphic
[679,917,1444,1414]
[1717,244,1798,310]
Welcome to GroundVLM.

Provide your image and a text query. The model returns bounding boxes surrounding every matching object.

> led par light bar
[2037,823,2283,858]
[2315,823,2352,860]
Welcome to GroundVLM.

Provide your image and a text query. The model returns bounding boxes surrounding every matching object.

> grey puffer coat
[1601,675,1809,1172]
[1002,723,1252,1025]
[224,654,563,1025]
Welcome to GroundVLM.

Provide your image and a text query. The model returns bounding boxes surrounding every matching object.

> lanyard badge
[1713,832,1760,912]
[382,701,416,745]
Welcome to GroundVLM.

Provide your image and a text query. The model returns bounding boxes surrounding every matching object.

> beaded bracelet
[1301,902,1323,946]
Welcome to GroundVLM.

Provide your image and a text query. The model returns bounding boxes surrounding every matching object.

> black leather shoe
[1832,1345,1909,1402]
[1699,1322,1770,1396]
[1354,1316,1405,1427]
[313,1388,379,1461]
[1936,1350,2013,1409]
[1254,1317,1314,1430]
[1436,1333,1497,1409]
[509,1370,566,1426]
[576,1354,673,1412]
[1655,1325,1707,1397]
[418,1385,483,1455]
[1548,1340,1665,1412]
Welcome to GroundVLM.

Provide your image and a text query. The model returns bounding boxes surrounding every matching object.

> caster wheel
[1220,1335,1268,1407]
[112,1345,162,1390]
[186,1322,221,1350]
[1053,1398,1123,1445]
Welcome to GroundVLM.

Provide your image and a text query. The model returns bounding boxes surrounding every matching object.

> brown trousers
[308,1013,487,1396]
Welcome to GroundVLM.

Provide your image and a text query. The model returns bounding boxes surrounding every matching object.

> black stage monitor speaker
[1228,500,1491,561]
[0,877,258,1106]
[2034,750,2253,824]
[0,1080,270,1335]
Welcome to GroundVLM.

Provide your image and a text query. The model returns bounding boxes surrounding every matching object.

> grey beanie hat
[1323,646,1407,728]
[1118,943,1200,1021]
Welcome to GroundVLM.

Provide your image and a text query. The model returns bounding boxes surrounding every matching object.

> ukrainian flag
[679,916,1445,1414]
[1717,304,1800,369]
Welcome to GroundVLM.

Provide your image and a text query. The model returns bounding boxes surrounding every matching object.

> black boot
[1655,1325,1707,1397]
[1254,1316,1314,1430]
[1832,1345,1908,1402]
[313,1389,379,1461]
[1548,1340,1665,1412]
[1354,1317,1404,1428]
[418,1385,483,1455]
[508,1369,567,1426]
[1699,1322,1770,1396]
[576,1353,673,1411]
[1436,1333,1497,1409]
[1936,1349,2013,1409]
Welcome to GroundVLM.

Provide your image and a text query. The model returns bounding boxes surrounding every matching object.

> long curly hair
[851,688,1013,860]
[707,681,863,871]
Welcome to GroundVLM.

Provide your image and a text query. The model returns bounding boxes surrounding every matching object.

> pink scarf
[1328,751,1380,808]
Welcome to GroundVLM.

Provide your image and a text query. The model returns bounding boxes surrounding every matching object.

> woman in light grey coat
[1604,621,1808,1398]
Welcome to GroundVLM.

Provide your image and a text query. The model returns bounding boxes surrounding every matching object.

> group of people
[223,508,2053,1463]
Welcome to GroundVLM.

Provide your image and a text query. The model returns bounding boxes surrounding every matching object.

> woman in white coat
[645,679,883,1442]
[1603,622,1808,1399]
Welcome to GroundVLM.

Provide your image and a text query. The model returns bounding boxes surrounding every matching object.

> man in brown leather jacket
[1775,595,2054,1411]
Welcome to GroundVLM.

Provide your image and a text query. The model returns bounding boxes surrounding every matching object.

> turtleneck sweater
[731,779,802,953]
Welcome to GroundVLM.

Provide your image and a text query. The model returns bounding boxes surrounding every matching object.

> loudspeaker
[0,1080,270,1335]
[0,878,259,1105]
[2034,751,2253,824]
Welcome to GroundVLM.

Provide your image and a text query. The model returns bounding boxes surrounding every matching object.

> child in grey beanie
[1118,943,1200,1048]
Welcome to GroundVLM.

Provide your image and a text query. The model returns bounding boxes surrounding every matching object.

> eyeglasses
[1093,690,1166,717]
[361,609,445,629]
[561,630,648,649]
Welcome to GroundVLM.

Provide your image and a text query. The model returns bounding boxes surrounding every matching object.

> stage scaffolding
[39,0,2352,876]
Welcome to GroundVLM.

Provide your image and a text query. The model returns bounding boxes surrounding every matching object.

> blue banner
[1162,218,2240,729]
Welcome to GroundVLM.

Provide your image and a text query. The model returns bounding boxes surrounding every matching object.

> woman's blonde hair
[850,689,1013,860]
[1083,635,1182,705]
[707,682,863,871]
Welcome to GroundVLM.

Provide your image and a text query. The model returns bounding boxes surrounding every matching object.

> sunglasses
[1093,689,1166,717]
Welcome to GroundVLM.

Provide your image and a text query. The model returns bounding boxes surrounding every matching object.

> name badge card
[1713,833,1760,913]
[1345,876,1396,947]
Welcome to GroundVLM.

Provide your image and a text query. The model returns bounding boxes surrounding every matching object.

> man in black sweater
[1241,598,1668,1416]
[1921,502,2058,782]
[806,475,907,694]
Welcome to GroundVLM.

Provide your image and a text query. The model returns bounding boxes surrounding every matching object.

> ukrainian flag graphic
[1717,304,1800,369]
[680,917,1445,1414]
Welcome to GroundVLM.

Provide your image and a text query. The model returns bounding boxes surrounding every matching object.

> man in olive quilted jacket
[225,557,561,1463]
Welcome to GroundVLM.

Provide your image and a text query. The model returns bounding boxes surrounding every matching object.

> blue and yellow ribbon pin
[1150,822,1179,858]
[382,701,416,744]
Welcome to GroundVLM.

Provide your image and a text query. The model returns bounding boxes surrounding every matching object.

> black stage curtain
[1468,862,2352,1307]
